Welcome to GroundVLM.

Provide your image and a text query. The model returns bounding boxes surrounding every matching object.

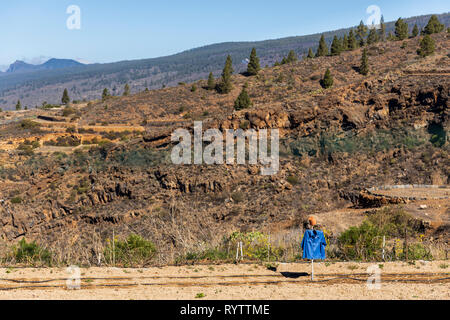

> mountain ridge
[0,12,448,109]
[5,58,84,74]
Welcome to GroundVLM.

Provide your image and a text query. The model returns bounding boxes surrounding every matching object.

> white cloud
[21,55,53,65]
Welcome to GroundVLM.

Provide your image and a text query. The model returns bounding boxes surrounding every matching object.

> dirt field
[1,261,448,300]
[371,187,450,199]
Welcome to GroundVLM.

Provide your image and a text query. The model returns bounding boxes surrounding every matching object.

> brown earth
[0,261,448,300]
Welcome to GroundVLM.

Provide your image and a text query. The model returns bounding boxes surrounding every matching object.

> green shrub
[74,178,90,194]
[62,106,76,117]
[177,248,231,264]
[417,35,435,57]
[44,136,81,147]
[339,207,426,261]
[239,120,250,130]
[286,175,299,185]
[320,69,333,89]
[66,126,77,133]
[18,119,41,130]
[339,221,383,261]
[10,196,22,204]
[400,243,432,261]
[234,84,252,110]
[16,144,34,156]
[231,191,244,203]
[104,234,157,267]
[229,231,284,261]
[12,238,52,265]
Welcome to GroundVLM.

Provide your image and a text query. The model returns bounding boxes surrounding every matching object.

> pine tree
[417,34,435,57]
[207,72,215,90]
[387,32,395,41]
[330,36,341,56]
[342,34,349,51]
[15,100,21,111]
[286,50,298,63]
[217,55,233,94]
[102,88,110,101]
[412,24,419,37]
[321,69,333,89]
[379,15,386,41]
[123,84,130,96]
[316,35,329,57]
[356,20,368,46]
[395,18,409,40]
[424,15,445,34]
[234,83,252,110]
[359,48,369,75]
[307,48,314,58]
[338,37,344,50]
[61,88,70,104]
[348,30,357,50]
[367,28,379,45]
[247,48,261,76]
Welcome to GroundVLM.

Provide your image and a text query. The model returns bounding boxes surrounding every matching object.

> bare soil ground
[0,261,448,300]
[373,187,450,199]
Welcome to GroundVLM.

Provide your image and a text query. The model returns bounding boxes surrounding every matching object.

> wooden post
[311,259,314,281]
[112,230,115,267]
[236,243,239,262]
[240,241,243,260]
[382,235,385,261]
[404,227,408,262]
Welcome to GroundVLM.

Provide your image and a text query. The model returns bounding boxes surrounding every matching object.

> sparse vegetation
[61,88,70,105]
[234,83,252,110]
[217,55,233,94]
[423,15,444,34]
[104,234,157,267]
[316,35,329,57]
[123,83,130,96]
[246,48,261,76]
[207,72,215,90]
[360,48,369,75]
[321,68,333,89]
[10,239,52,266]
[417,35,435,57]
[395,18,409,40]
[338,207,432,261]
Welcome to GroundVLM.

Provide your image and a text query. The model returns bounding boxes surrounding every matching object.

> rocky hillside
[0,32,448,265]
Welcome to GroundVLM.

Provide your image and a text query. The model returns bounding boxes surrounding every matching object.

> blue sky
[0,0,448,66]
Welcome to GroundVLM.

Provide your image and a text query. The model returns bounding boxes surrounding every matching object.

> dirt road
[0,261,449,300]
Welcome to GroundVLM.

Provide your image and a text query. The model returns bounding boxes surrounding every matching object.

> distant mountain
[41,58,85,70]
[6,60,37,73]
[5,58,84,74]
[0,12,448,109]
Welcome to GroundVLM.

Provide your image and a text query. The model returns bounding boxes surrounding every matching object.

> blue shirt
[301,230,327,260]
